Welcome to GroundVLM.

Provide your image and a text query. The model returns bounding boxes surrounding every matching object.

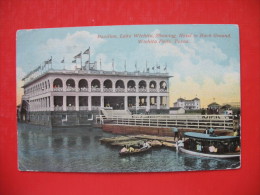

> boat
[119,145,152,156]
[178,132,240,159]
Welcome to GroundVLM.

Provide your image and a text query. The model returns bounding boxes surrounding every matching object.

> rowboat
[178,132,240,159]
[119,145,151,156]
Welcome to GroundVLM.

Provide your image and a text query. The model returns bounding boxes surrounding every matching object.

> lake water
[18,123,240,172]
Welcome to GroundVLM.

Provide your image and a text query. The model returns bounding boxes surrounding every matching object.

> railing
[149,88,157,92]
[53,87,63,92]
[67,106,76,111]
[54,106,63,111]
[91,88,101,92]
[79,106,88,110]
[159,88,167,92]
[96,114,234,131]
[103,88,113,92]
[66,87,76,92]
[79,88,88,92]
[115,88,125,92]
[139,88,147,92]
[127,88,136,92]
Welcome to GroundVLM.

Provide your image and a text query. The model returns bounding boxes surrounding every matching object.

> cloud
[39,31,106,70]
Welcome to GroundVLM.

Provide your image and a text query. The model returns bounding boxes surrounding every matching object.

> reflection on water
[18,123,240,172]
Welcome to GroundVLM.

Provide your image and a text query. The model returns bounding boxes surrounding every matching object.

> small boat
[178,132,240,159]
[119,145,152,156]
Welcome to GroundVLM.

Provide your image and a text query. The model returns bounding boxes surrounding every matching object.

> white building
[173,97,201,110]
[20,67,171,126]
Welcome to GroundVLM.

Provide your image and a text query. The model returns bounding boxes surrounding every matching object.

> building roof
[208,102,220,107]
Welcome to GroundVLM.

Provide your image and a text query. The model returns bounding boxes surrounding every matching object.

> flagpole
[89,47,90,70]
[80,51,82,70]
[51,56,52,69]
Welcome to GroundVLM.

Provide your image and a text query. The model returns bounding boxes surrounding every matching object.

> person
[233,129,238,136]
[120,146,128,153]
[204,127,209,134]
[129,146,135,152]
[209,127,215,135]
[172,127,179,142]
[142,141,150,149]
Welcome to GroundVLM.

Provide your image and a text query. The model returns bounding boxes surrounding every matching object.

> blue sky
[17,25,240,107]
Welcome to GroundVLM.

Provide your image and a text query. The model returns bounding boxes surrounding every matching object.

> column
[124,96,128,110]
[88,96,92,111]
[76,95,79,111]
[50,96,54,111]
[165,96,169,109]
[63,96,67,111]
[136,96,139,110]
[101,96,104,108]
[157,96,160,109]
[147,96,150,110]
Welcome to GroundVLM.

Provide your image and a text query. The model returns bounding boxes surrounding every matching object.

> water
[18,123,240,172]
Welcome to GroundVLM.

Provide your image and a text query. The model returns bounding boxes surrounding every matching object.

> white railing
[103,88,113,92]
[53,87,63,92]
[115,88,125,92]
[159,88,167,92]
[66,87,76,92]
[79,88,88,92]
[96,114,234,130]
[54,106,63,111]
[139,88,147,92]
[79,106,88,110]
[149,88,157,92]
[127,88,136,92]
[91,88,101,92]
[67,106,76,111]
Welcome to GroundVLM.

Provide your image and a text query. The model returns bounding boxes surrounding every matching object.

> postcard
[17,24,241,172]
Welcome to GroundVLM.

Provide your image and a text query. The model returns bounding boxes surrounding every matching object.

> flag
[36,65,41,71]
[83,48,90,54]
[61,58,64,63]
[157,65,160,69]
[152,66,154,70]
[147,68,149,72]
[85,60,89,65]
[74,52,82,59]
[164,65,167,71]
[72,59,76,63]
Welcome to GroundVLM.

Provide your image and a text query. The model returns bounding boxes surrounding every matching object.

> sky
[16,25,240,107]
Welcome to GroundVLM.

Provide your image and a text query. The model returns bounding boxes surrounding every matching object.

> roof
[184,132,239,140]
[208,102,220,107]
[192,97,200,100]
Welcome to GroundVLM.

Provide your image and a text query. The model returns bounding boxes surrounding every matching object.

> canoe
[119,146,152,156]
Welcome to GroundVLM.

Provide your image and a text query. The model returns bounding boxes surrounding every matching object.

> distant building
[207,102,221,114]
[173,97,201,110]
[169,107,185,115]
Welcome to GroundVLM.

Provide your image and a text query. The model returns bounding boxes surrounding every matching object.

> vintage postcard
[17,25,241,172]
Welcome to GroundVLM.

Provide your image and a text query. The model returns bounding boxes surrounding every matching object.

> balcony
[79,106,88,110]
[149,88,157,93]
[53,87,63,92]
[79,88,88,92]
[103,88,113,92]
[127,88,136,92]
[66,87,76,92]
[139,88,147,93]
[67,106,76,111]
[91,88,101,92]
[115,88,125,92]
[159,88,167,93]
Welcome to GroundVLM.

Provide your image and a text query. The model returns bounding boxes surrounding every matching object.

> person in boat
[172,127,179,142]
[120,145,128,153]
[204,127,209,134]
[142,141,150,149]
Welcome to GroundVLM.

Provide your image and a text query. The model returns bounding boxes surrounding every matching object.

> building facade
[20,69,171,126]
[173,97,201,110]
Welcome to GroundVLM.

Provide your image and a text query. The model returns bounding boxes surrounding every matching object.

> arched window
[104,79,112,88]
[149,81,157,88]
[53,78,63,88]
[66,79,75,87]
[160,81,167,89]
[91,79,100,88]
[48,80,50,88]
[115,80,125,88]
[78,79,88,91]
[139,80,147,89]
[127,80,136,88]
